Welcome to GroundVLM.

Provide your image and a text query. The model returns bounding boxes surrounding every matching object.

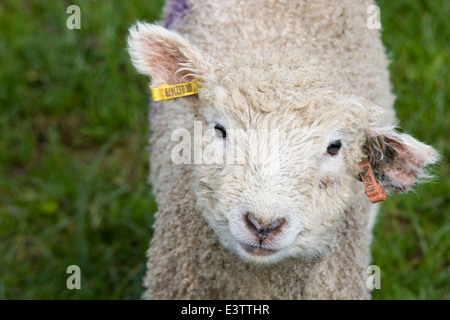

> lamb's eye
[327,140,342,155]
[214,123,227,139]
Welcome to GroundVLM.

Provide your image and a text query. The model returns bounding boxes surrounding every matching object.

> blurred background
[0,0,448,299]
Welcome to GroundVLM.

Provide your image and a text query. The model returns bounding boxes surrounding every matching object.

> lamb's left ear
[127,22,213,86]
[363,127,440,193]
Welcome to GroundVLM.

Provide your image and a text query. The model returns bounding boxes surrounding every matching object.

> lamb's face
[193,74,371,264]
[128,23,440,265]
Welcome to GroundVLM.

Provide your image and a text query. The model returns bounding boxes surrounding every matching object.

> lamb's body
[144,0,394,299]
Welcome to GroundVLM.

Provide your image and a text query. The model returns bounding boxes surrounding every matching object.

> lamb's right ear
[127,22,213,86]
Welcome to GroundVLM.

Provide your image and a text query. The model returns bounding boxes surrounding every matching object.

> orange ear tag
[359,161,387,203]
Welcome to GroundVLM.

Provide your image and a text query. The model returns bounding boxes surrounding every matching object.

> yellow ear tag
[150,80,199,101]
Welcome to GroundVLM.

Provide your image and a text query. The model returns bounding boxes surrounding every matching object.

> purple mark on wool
[164,0,190,29]
[149,101,161,126]
[150,101,161,121]
[148,101,161,142]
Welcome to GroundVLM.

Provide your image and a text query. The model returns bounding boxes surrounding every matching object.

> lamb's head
[128,23,440,264]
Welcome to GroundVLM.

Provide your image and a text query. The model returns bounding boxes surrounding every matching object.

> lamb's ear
[363,127,440,193]
[127,22,213,86]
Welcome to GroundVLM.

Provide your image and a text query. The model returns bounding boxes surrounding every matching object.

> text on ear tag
[150,80,199,101]
[359,161,387,203]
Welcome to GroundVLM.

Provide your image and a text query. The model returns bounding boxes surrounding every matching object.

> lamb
[127,0,439,299]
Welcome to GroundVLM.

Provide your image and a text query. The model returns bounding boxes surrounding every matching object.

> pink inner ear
[139,38,190,85]
[381,138,428,191]
[383,168,416,190]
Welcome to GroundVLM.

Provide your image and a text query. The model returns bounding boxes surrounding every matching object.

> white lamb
[127,0,439,299]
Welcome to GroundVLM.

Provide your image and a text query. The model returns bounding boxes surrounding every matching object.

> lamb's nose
[245,213,285,241]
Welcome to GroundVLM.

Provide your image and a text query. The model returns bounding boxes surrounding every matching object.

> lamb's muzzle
[242,212,286,257]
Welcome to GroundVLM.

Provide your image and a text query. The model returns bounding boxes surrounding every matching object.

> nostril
[245,213,285,241]
[245,212,262,231]
[268,219,284,231]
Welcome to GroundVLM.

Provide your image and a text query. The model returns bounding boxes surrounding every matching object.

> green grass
[0,0,164,299]
[0,0,448,299]
[370,0,450,299]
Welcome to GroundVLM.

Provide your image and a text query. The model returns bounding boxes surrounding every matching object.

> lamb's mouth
[240,243,278,256]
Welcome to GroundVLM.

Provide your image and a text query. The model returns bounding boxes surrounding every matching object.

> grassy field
[0,0,448,299]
